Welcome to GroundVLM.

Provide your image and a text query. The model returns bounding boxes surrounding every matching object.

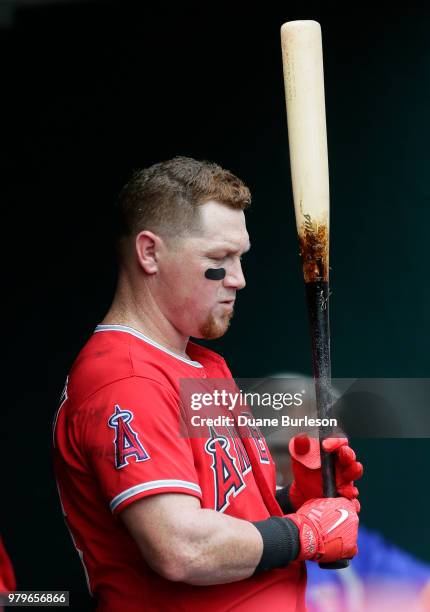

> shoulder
[67,328,179,405]
[67,330,133,403]
[61,375,181,452]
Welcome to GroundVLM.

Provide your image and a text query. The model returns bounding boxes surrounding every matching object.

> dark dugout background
[3,1,430,609]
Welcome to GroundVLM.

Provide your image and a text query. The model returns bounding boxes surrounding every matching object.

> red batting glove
[288,496,359,563]
[288,434,363,510]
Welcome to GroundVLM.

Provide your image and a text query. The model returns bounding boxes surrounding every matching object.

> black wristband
[252,516,299,575]
[275,484,296,514]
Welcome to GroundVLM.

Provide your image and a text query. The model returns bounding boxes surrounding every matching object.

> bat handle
[305,281,351,570]
[318,446,350,569]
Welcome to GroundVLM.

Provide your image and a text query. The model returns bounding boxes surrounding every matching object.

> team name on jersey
[205,426,246,512]
[240,410,271,464]
[204,417,269,512]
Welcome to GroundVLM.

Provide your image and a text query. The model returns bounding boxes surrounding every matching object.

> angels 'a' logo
[108,405,150,469]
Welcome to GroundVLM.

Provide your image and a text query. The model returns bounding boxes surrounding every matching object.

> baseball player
[53,157,362,611]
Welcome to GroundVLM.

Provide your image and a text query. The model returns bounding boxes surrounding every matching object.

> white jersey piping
[95,324,203,368]
[110,479,202,512]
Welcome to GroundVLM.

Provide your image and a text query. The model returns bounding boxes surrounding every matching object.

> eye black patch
[205,268,226,281]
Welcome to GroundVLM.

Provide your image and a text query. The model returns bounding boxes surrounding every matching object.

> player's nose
[224,259,246,290]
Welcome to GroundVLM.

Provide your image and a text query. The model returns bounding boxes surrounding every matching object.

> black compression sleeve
[275,484,296,514]
[252,517,299,575]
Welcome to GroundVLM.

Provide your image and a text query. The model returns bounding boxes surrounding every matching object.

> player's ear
[135,230,161,274]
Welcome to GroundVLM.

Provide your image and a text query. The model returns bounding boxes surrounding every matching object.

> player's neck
[102,277,191,360]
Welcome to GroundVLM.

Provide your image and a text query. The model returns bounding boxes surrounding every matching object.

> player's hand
[288,434,363,510]
[288,496,359,563]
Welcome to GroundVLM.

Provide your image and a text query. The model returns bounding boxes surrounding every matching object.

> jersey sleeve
[79,376,202,515]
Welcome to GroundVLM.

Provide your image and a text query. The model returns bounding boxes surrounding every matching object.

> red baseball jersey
[0,537,16,594]
[53,325,306,611]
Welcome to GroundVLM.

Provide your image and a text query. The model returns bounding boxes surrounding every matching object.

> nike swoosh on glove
[288,434,363,511]
[287,496,359,563]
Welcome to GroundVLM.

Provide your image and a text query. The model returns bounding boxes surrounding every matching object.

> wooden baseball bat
[280,19,348,569]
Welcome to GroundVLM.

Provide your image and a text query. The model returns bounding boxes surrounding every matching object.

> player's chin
[197,311,234,340]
